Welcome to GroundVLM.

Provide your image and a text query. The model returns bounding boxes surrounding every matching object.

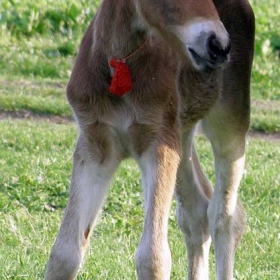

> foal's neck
[96,0,148,60]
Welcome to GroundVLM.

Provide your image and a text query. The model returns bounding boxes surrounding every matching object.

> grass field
[0,0,280,279]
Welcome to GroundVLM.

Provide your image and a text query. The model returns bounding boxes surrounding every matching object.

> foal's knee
[207,199,245,248]
[233,200,246,247]
[45,242,82,280]
[177,194,210,245]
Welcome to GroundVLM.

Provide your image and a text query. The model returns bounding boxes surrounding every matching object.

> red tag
[109,58,132,97]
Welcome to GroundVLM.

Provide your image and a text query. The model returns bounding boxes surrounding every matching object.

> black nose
[207,34,231,64]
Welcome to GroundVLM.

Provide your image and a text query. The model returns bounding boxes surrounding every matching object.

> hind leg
[176,128,213,280]
[45,124,120,280]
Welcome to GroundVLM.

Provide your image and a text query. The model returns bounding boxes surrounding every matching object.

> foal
[46,0,255,279]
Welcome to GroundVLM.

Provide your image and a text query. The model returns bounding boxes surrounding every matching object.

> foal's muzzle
[188,34,231,71]
[175,20,231,72]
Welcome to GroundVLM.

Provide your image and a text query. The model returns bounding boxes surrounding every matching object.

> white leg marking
[208,153,245,280]
[46,149,119,280]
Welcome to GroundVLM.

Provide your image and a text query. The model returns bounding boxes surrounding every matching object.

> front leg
[202,103,248,280]
[45,124,120,280]
[135,127,181,280]
[206,134,246,280]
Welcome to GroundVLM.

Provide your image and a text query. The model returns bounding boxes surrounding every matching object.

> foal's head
[136,0,231,71]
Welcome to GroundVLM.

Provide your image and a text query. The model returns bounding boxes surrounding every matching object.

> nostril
[207,34,231,61]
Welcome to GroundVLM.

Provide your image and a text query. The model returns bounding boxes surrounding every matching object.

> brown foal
[45,0,255,279]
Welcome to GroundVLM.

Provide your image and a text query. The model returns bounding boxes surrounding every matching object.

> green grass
[0,0,279,279]
[0,0,100,37]
[250,0,280,101]
[0,35,75,79]
[0,81,71,116]
[0,120,75,212]
[251,100,280,132]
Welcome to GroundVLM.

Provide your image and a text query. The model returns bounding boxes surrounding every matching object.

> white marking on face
[176,19,229,51]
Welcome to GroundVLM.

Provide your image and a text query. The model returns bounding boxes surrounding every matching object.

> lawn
[0,0,279,279]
